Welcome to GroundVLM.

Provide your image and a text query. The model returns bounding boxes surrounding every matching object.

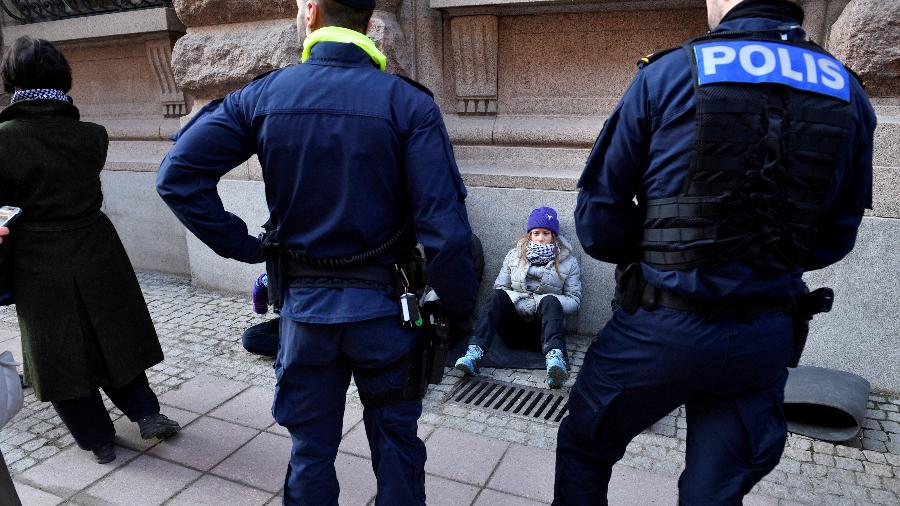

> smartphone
[0,206,22,227]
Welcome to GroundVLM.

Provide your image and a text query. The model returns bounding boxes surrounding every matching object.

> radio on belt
[400,292,421,327]
[396,265,423,327]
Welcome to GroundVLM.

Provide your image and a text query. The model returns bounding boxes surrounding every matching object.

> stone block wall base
[100,170,190,275]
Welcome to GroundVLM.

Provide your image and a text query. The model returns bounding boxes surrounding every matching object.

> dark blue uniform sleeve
[574,72,651,264]
[404,102,477,318]
[156,92,263,264]
[804,82,876,271]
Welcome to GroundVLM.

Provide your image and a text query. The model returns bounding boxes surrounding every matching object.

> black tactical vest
[641,31,854,271]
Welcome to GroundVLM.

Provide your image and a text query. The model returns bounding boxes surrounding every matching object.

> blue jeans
[274,315,426,506]
[554,307,793,505]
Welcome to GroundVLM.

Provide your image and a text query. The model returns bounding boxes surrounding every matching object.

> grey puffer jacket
[494,235,582,316]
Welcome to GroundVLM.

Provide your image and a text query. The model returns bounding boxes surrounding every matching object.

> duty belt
[614,262,789,319]
[286,261,396,289]
[650,289,789,316]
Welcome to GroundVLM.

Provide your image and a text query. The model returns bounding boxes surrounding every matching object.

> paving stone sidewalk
[0,271,897,505]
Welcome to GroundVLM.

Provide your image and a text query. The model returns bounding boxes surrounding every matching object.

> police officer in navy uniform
[555,0,875,503]
[157,0,477,503]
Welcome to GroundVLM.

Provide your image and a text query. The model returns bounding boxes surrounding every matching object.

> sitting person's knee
[539,296,563,312]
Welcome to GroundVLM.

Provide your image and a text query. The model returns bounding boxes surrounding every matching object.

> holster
[361,302,453,405]
[788,287,834,368]
[614,262,653,314]
[401,302,453,401]
[258,224,285,312]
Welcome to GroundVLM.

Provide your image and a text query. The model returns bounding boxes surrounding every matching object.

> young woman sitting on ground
[454,207,582,388]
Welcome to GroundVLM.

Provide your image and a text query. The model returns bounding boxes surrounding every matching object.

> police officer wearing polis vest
[156,0,477,503]
[555,0,875,504]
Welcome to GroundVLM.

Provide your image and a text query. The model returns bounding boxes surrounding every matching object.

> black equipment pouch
[372,304,452,405]
[614,262,648,314]
[258,222,285,312]
[402,334,429,402]
[426,311,452,385]
[788,287,834,368]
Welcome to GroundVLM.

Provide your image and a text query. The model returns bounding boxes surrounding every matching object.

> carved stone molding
[369,0,412,76]
[145,38,188,118]
[451,15,498,115]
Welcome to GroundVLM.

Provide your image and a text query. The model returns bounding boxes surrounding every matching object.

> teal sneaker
[454,344,484,376]
[546,349,569,389]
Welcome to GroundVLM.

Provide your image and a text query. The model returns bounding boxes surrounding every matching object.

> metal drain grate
[443,376,569,423]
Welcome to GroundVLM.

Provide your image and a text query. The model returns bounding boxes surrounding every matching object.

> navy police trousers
[274,316,426,506]
[554,307,793,505]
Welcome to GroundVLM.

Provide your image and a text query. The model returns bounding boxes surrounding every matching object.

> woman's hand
[0,227,8,245]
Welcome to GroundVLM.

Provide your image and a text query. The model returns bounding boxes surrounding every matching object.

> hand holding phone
[0,207,21,228]
[0,207,21,245]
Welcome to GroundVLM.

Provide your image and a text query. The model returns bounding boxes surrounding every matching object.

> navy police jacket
[157,42,477,323]
[575,16,876,300]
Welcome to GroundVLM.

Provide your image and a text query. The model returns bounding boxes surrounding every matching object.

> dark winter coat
[0,99,163,401]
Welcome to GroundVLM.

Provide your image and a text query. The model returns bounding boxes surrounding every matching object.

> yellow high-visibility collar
[301,26,387,71]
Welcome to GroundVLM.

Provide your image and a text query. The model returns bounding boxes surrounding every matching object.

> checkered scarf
[526,241,558,266]
[10,88,73,105]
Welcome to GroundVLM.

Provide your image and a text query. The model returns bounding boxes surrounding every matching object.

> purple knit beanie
[526,206,560,235]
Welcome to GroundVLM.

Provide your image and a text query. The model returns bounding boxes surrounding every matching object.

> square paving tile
[487,444,555,503]
[211,432,292,492]
[78,455,200,506]
[338,423,370,458]
[607,465,678,505]
[0,334,22,364]
[426,474,480,506]
[158,374,248,414]
[343,402,363,435]
[425,428,509,486]
[335,452,376,505]
[113,406,201,452]
[266,422,290,438]
[474,489,547,505]
[168,475,273,506]
[18,446,137,498]
[148,416,258,471]
[744,494,779,506]
[419,423,436,441]
[209,386,276,430]
[0,325,18,342]
[13,480,63,505]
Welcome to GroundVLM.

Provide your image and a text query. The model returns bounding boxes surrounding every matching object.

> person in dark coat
[0,37,181,464]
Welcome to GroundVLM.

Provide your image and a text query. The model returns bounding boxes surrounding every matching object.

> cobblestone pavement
[0,271,898,505]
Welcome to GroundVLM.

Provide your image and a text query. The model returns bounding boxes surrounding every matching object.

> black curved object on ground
[784,366,871,442]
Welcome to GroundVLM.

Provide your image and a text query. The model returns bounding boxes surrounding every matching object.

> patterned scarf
[526,241,557,266]
[10,88,73,105]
